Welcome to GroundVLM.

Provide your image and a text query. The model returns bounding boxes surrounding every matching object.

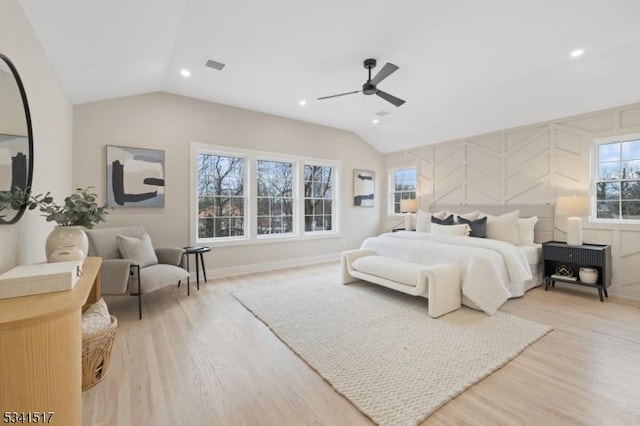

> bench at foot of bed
[341,249,461,318]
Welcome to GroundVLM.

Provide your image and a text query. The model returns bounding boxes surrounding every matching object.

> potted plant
[26,187,109,228]
[9,187,109,259]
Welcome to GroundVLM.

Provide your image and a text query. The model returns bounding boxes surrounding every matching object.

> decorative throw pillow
[431,214,454,225]
[430,222,470,236]
[453,210,479,224]
[479,210,520,245]
[116,232,158,267]
[431,210,449,220]
[518,216,538,246]
[81,298,111,336]
[458,216,487,238]
[415,210,448,233]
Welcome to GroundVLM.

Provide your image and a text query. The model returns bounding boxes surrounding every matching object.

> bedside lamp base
[566,216,583,246]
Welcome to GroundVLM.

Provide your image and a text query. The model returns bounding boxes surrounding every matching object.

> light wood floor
[83,262,640,426]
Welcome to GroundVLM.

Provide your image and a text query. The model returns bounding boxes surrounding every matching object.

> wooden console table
[0,257,102,426]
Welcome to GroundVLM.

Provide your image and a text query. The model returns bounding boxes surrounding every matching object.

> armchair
[85,226,190,319]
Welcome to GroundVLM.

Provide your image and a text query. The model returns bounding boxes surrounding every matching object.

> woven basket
[82,315,117,390]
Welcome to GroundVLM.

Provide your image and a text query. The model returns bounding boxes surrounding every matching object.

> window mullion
[294,161,302,235]
[248,154,257,240]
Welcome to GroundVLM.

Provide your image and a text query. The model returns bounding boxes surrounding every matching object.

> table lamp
[556,195,590,246]
[400,199,418,231]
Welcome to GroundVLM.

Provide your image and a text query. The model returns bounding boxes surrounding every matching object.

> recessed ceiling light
[372,119,379,124]
[570,49,584,58]
[299,99,307,106]
[180,69,191,77]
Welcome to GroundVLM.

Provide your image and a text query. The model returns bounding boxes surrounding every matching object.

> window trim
[387,164,418,217]
[590,132,640,225]
[190,142,341,246]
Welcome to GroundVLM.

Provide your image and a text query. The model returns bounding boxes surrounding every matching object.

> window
[389,166,417,214]
[197,153,245,239]
[257,160,294,235]
[192,143,340,244]
[593,135,640,221]
[304,164,333,232]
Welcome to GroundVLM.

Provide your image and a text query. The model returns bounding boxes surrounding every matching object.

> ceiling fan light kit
[318,58,405,107]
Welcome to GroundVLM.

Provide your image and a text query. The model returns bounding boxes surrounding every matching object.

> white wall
[384,103,640,299]
[73,92,383,273]
[0,0,73,272]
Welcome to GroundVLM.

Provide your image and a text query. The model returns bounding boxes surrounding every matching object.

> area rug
[232,277,551,426]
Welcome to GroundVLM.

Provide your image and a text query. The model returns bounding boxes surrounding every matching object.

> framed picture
[353,169,375,207]
[106,145,165,207]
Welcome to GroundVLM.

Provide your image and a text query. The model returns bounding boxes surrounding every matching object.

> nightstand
[541,241,612,302]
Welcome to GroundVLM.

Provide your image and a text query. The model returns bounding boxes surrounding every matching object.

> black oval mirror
[0,54,33,224]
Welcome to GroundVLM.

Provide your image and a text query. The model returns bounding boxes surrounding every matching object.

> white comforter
[360,232,533,314]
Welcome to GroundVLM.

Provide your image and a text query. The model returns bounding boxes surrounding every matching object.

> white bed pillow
[479,210,520,245]
[415,209,448,233]
[453,210,479,224]
[430,222,470,236]
[415,210,430,233]
[518,216,538,246]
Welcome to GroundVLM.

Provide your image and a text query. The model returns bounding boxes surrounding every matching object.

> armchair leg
[130,264,143,320]
[138,286,142,320]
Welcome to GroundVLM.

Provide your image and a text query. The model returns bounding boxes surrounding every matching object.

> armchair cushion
[133,264,190,294]
[116,233,158,268]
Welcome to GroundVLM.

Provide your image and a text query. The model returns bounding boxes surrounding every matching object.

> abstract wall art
[353,169,375,207]
[106,145,165,207]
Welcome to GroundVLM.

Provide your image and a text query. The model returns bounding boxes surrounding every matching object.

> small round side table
[181,246,212,294]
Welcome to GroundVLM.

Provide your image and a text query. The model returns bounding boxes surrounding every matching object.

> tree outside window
[304,165,333,232]
[594,138,640,220]
[197,153,245,238]
[193,144,339,243]
[390,167,416,214]
[257,160,294,235]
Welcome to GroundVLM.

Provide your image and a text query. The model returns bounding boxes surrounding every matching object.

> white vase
[579,267,598,284]
[49,245,85,263]
[46,226,89,260]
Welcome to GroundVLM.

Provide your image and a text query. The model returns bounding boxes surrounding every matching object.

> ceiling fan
[318,58,405,107]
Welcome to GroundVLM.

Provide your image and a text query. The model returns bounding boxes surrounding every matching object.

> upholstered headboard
[430,204,554,244]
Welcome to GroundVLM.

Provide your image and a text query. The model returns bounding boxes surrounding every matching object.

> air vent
[376,110,390,116]
[204,58,226,71]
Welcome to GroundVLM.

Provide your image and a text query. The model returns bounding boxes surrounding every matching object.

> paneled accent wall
[384,103,640,299]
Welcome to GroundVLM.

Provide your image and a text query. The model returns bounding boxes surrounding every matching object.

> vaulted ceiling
[18,0,640,153]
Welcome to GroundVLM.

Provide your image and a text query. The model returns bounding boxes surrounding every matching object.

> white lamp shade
[400,199,418,213]
[556,196,590,217]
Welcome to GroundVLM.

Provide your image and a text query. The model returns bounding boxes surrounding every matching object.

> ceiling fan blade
[317,90,361,100]
[376,90,405,107]
[370,62,399,85]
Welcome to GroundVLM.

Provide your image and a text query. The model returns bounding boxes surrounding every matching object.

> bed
[359,204,553,313]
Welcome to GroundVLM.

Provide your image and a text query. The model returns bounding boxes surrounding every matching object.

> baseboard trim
[204,252,341,279]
